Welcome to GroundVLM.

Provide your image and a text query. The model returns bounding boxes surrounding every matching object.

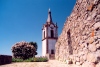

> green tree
[29,42,38,55]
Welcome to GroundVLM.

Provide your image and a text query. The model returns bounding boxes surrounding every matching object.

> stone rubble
[55,0,100,66]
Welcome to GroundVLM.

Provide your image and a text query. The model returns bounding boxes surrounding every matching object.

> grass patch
[12,56,48,62]
[12,58,23,62]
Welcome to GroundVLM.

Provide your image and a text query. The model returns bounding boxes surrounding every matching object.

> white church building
[42,9,58,59]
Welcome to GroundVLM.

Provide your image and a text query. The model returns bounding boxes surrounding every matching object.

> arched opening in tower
[51,30,54,38]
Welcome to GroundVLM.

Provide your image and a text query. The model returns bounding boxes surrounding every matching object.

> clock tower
[42,9,58,59]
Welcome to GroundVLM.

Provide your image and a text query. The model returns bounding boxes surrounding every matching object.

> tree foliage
[29,42,38,55]
[11,41,37,60]
[29,42,37,50]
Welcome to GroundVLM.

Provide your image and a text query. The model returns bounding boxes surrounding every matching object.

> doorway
[51,49,54,54]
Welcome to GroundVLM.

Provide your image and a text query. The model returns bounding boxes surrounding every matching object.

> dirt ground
[0,60,81,67]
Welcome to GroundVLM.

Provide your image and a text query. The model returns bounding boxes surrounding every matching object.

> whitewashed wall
[42,39,46,56]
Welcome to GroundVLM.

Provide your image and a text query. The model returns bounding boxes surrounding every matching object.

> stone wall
[0,55,12,65]
[55,0,100,66]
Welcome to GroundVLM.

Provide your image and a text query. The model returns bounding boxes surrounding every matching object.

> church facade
[42,9,58,59]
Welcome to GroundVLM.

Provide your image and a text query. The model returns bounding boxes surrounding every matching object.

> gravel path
[0,60,81,67]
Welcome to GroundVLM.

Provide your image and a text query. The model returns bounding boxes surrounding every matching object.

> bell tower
[42,9,58,58]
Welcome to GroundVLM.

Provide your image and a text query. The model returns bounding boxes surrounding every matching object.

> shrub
[11,41,36,60]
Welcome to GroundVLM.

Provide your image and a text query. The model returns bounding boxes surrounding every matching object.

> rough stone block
[91,30,95,37]
[94,22,100,30]
[76,61,81,65]
[89,44,96,52]
[83,54,87,61]
[89,37,94,44]
[96,44,100,49]
[75,57,80,62]
[82,61,96,67]
[87,3,94,11]
[96,62,100,67]
[87,53,97,62]
[66,60,73,64]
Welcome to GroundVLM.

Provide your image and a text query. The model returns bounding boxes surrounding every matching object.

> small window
[51,30,54,38]
[44,31,45,38]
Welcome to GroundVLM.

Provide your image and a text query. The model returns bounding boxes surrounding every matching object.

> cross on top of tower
[47,8,52,24]
[48,8,50,12]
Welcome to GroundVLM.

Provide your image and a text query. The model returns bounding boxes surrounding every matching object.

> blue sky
[0,0,76,56]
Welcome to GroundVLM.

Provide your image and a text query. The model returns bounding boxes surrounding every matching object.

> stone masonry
[55,0,100,66]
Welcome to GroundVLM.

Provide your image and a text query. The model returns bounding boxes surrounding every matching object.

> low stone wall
[0,55,12,65]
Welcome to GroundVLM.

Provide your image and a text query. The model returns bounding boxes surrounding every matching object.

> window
[44,31,45,38]
[51,30,54,38]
